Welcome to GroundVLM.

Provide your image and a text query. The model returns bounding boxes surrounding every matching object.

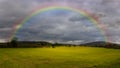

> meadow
[0,47,120,68]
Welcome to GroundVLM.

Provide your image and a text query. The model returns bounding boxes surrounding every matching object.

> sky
[0,0,120,44]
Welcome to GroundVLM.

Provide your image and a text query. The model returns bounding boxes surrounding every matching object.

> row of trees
[4,37,56,48]
[0,37,18,48]
[0,37,120,49]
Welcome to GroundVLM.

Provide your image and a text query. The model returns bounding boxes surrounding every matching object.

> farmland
[0,47,120,68]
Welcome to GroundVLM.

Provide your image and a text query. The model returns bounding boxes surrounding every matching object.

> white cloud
[0,39,6,42]
[66,40,84,44]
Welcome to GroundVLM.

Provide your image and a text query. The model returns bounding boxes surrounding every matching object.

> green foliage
[10,37,18,48]
[0,47,120,68]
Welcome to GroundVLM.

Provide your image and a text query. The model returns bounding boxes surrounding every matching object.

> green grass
[0,46,120,68]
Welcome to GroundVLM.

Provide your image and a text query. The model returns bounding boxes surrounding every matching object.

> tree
[10,37,18,48]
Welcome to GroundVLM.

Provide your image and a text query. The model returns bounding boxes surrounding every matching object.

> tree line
[0,37,120,49]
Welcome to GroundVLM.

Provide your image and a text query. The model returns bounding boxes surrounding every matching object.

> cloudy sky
[0,0,120,44]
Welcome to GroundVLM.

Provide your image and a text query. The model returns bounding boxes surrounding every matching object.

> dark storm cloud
[69,15,89,22]
[0,0,120,44]
[16,10,104,43]
[0,0,42,41]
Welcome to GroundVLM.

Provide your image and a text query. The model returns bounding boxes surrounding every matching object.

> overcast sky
[0,0,120,44]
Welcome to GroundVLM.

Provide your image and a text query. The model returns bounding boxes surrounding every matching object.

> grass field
[0,47,120,68]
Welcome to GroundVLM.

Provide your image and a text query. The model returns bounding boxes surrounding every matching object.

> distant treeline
[0,41,120,49]
[0,41,54,48]
[0,41,74,48]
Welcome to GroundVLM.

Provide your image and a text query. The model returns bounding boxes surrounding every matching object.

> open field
[0,47,120,68]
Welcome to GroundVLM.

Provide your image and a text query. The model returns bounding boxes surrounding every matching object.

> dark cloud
[0,0,120,44]
[69,15,89,22]
[16,10,105,43]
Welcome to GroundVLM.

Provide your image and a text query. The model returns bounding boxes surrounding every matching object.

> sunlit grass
[0,47,120,68]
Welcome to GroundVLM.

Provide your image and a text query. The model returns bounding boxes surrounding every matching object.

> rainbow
[10,6,109,42]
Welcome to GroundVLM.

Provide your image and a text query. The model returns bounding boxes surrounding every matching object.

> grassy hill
[80,41,120,49]
[0,47,120,68]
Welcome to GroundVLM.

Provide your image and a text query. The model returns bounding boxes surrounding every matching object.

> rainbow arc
[10,6,109,42]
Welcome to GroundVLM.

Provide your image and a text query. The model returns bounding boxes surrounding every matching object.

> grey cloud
[16,10,104,43]
[69,15,89,22]
[0,0,120,44]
